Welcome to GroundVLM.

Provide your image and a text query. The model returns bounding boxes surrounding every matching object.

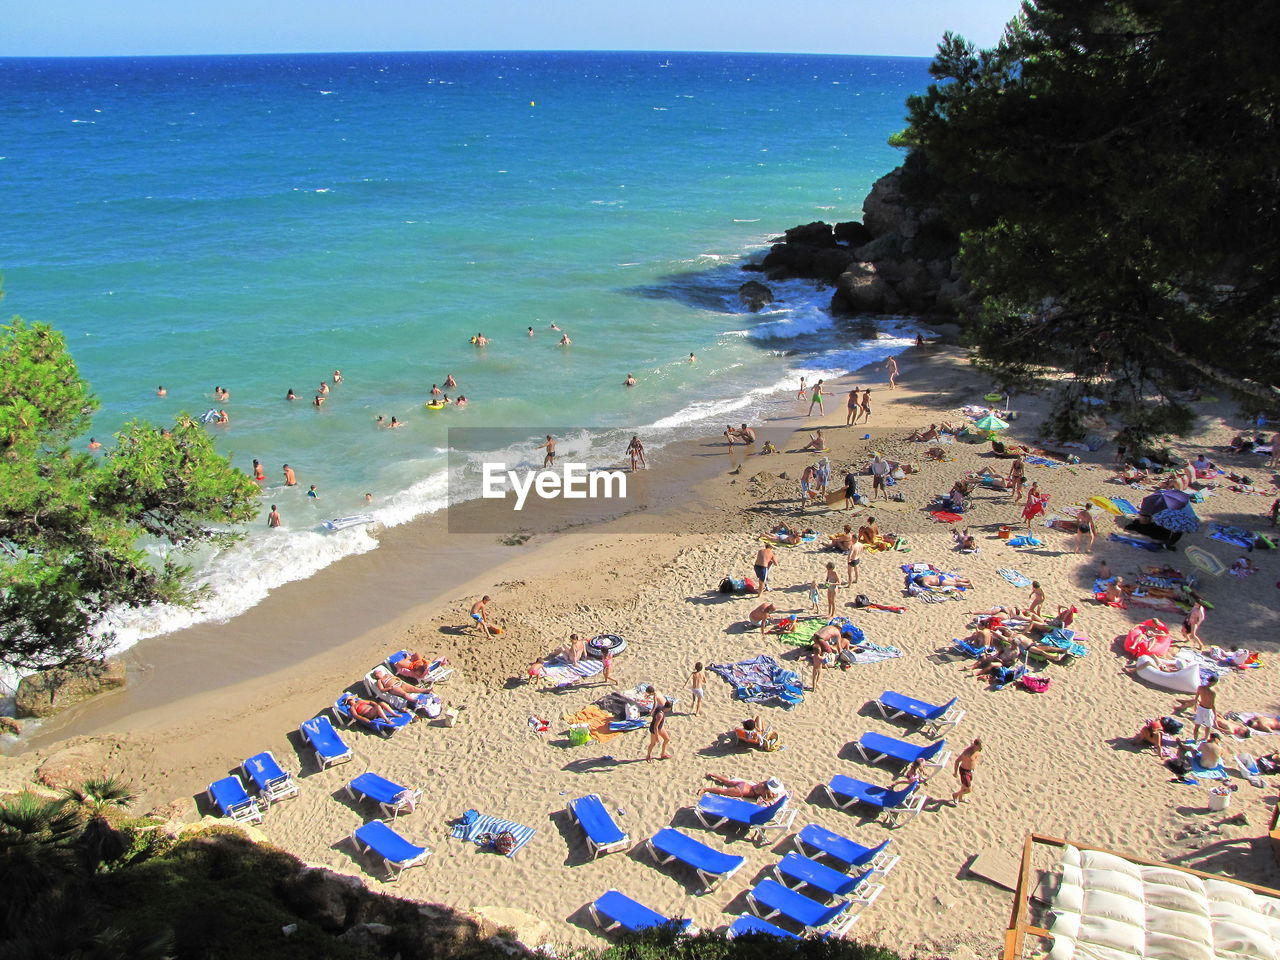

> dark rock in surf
[737,280,774,312]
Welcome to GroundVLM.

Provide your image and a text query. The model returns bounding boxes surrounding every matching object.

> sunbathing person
[1197,733,1224,768]
[558,633,588,664]
[767,522,805,545]
[747,601,777,636]
[915,572,973,589]
[857,518,880,544]
[735,716,780,751]
[1123,653,1183,674]
[952,528,978,552]
[1135,718,1164,755]
[340,693,410,731]
[907,424,940,442]
[802,429,826,452]
[825,525,854,551]
[1244,714,1280,732]
[701,774,784,802]
[370,667,443,718]
[395,652,448,682]
[1102,577,1126,606]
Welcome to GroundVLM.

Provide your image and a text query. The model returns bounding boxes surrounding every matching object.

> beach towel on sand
[930,511,964,523]
[775,618,828,647]
[998,568,1032,588]
[538,658,604,687]
[450,813,536,857]
[563,705,624,743]
[1208,523,1256,549]
[1109,533,1165,552]
[708,655,801,704]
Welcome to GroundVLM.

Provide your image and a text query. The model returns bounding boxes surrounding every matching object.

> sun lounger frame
[349,818,432,883]
[643,827,746,894]
[725,914,802,939]
[822,776,925,827]
[299,715,353,770]
[773,853,875,900]
[587,890,696,935]
[693,793,796,843]
[568,794,630,859]
[854,731,951,776]
[241,751,299,804]
[207,774,264,824]
[791,824,901,876]
[345,772,422,820]
[386,650,455,683]
[874,692,965,739]
[746,876,880,937]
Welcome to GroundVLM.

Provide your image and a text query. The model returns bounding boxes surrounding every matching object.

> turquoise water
[0,51,928,642]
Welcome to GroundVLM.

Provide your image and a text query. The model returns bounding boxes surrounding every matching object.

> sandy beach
[5,343,1280,955]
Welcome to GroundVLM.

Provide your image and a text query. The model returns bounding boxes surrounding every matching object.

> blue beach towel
[1023,456,1062,467]
[1111,498,1140,516]
[1109,533,1165,552]
[1189,757,1229,781]
[450,813,536,857]
[1006,535,1042,548]
[998,568,1032,588]
[1208,523,1255,549]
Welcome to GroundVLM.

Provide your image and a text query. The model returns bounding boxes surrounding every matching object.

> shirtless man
[539,435,556,467]
[845,539,864,585]
[283,464,297,486]
[333,370,343,383]
[470,596,493,639]
[1197,732,1223,768]
[444,374,456,388]
[558,334,572,345]
[623,373,636,386]
[252,459,266,482]
[267,504,281,528]
[803,429,825,452]
[747,601,777,636]
[885,356,899,389]
[753,544,776,596]
[430,384,442,397]
[825,525,853,552]
[318,381,329,396]
[738,424,756,444]
[951,738,982,803]
[857,517,880,545]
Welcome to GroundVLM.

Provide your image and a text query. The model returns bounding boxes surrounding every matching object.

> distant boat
[658,60,672,68]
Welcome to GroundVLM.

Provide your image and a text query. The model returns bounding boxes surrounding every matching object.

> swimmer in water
[156,385,166,397]
[689,352,697,362]
[430,384,442,397]
[375,415,385,427]
[332,369,343,383]
[283,464,297,486]
[252,459,266,481]
[550,322,561,330]
[268,505,281,528]
[624,373,636,386]
[88,437,101,450]
[365,492,373,502]
[318,381,329,395]
[559,334,572,345]
[388,416,402,427]
[444,374,457,388]
[287,388,296,400]
[307,484,319,499]
[216,409,229,424]
[454,395,467,406]
[313,394,325,407]
[528,326,534,336]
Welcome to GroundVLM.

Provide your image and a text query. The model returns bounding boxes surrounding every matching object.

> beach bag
[719,576,738,593]
[1018,674,1051,693]
[852,594,871,608]
[492,831,518,856]
[1160,716,1184,735]
[461,809,480,827]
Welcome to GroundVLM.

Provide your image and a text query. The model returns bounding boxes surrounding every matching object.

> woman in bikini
[645,686,672,761]
[341,694,409,730]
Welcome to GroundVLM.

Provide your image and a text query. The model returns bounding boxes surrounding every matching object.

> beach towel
[1040,628,1088,659]
[1112,498,1140,516]
[1235,754,1264,787]
[1023,455,1062,467]
[1189,757,1229,781]
[930,511,964,523]
[708,655,802,706]
[563,705,625,743]
[538,658,604,688]
[1006,535,1042,548]
[450,813,536,857]
[1208,523,1255,549]
[775,618,828,647]
[999,568,1032,588]
[846,641,903,665]
[1108,533,1165,552]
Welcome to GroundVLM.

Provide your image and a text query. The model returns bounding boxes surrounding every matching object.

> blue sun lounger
[588,890,695,935]
[792,824,900,875]
[746,877,874,937]
[242,751,298,804]
[346,772,422,820]
[644,828,746,894]
[332,695,413,737]
[350,819,432,883]
[299,715,353,770]
[207,774,263,824]
[822,776,924,826]
[568,794,629,859]
[694,793,795,842]
[855,731,951,774]
[726,914,801,939]
[874,692,964,738]
[774,853,876,900]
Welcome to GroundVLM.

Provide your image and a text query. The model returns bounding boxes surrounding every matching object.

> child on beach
[808,581,821,614]
[686,662,706,716]
[601,649,618,686]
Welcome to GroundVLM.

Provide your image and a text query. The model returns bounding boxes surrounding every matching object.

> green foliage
[570,928,906,960]
[899,0,1280,441]
[0,791,82,935]
[0,308,260,670]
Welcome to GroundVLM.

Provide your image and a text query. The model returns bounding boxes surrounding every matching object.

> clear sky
[3,1,1022,58]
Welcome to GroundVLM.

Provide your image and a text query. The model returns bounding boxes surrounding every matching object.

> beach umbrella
[974,413,1009,432]
[1152,506,1201,533]
[1139,489,1191,515]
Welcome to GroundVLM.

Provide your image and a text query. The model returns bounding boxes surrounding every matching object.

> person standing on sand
[645,686,672,760]
[538,435,556,467]
[845,539,863,586]
[870,453,890,501]
[627,435,646,470]
[952,738,982,803]
[600,648,618,686]
[1008,457,1026,502]
[846,388,860,425]
[754,544,776,596]
[860,388,872,424]
[808,643,824,691]
[1022,482,1047,530]
[267,504,281,528]
[470,596,493,640]
[886,356,899,389]
[1176,675,1217,741]
[1182,598,1207,648]
[1028,581,1045,616]
[807,379,825,417]
[797,377,807,401]
[843,468,859,511]
[686,662,707,716]
[823,561,840,618]
[1074,503,1096,553]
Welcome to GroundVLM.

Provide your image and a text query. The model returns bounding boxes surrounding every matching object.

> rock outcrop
[748,167,972,319]
[737,280,774,312]
[15,659,127,718]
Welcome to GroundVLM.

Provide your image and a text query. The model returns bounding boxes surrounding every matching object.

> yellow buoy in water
[529,101,536,107]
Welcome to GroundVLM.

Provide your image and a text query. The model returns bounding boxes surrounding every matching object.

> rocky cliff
[744,167,972,319]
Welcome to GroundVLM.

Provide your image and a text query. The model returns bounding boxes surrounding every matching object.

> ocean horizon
[0,50,930,651]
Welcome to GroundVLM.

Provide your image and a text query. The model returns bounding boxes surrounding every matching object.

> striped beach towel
[450,813,536,857]
[998,568,1032,588]
[538,658,603,688]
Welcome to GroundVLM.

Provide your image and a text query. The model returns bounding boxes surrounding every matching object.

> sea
[0,50,931,655]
